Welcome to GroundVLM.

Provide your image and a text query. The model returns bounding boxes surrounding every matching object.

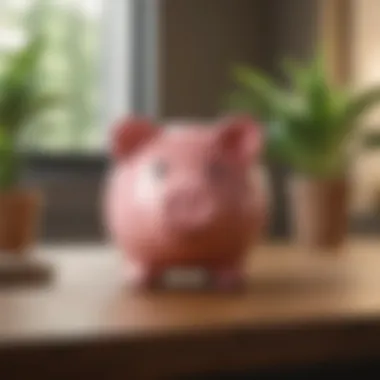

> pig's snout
[164,188,215,232]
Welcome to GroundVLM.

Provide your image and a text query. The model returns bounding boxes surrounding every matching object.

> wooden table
[1,239,380,379]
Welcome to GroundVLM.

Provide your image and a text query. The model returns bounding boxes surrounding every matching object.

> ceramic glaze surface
[103,116,267,288]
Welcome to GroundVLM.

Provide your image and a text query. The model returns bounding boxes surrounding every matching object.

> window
[0,0,138,155]
[0,0,158,241]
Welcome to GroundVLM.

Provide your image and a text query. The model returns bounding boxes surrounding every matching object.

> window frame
[21,0,160,242]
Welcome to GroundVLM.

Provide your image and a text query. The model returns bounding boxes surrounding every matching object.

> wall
[264,0,318,78]
[350,0,380,214]
[159,0,260,118]
[159,0,318,118]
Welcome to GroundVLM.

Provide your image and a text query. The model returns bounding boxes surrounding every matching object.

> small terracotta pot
[0,189,42,254]
[287,175,349,250]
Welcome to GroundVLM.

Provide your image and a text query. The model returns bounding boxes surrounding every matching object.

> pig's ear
[110,116,159,160]
[216,115,262,164]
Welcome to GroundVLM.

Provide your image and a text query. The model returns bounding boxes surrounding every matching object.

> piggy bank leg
[211,265,246,291]
[124,263,162,289]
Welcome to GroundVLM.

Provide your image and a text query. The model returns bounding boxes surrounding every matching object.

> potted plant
[0,35,57,254]
[359,130,380,217]
[228,56,380,249]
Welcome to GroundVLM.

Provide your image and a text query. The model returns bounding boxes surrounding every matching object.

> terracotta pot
[287,175,349,250]
[0,189,42,254]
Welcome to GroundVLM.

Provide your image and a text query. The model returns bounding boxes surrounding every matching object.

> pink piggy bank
[104,115,267,289]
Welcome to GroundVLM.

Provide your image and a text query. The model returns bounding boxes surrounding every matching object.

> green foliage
[228,55,380,178]
[0,35,59,189]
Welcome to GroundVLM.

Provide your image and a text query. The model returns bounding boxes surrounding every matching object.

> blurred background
[0,0,104,152]
[2,2,380,378]
[0,0,379,244]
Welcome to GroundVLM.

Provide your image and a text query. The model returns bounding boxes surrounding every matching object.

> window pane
[0,0,106,154]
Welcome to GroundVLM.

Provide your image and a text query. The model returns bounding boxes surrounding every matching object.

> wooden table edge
[1,313,380,378]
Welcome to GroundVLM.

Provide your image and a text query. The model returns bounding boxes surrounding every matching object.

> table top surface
[1,238,380,377]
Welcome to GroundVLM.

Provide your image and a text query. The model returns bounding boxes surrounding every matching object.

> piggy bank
[103,116,267,289]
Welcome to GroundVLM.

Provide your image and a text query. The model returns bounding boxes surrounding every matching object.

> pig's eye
[207,161,227,181]
[152,160,169,179]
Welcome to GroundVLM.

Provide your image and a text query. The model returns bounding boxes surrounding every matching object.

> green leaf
[0,35,46,132]
[281,58,310,93]
[342,85,380,129]
[0,34,63,188]
[0,129,20,189]
[225,90,257,115]
[31,92,63,115]
[232,65,289,121]
[226,55,380,178]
